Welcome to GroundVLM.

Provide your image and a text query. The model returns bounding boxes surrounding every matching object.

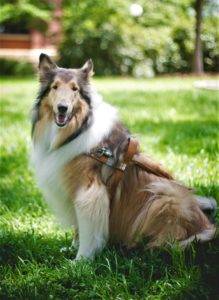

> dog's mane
[31,71,56,136]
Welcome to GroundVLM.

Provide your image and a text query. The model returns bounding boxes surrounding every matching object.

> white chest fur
[31,96,117,227]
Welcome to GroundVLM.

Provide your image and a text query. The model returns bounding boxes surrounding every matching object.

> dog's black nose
[57,104,68,113]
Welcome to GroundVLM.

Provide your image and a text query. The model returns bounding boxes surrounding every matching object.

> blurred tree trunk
[193,0,204,74]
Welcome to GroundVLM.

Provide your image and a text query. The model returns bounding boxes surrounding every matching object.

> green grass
[0,76,219,299]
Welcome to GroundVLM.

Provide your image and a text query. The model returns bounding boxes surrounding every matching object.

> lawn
[0,76,218,299]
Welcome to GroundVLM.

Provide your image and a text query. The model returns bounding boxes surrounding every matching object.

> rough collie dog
[31,53,216,260]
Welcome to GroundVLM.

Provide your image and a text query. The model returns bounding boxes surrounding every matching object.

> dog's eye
[53,85,58,90]
[72,86,78,91]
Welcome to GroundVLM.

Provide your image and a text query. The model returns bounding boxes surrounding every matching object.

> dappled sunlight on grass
[94,76,219,92]
[0,76,218,299]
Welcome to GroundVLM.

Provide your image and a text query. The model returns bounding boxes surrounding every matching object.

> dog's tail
[141,180,216,248]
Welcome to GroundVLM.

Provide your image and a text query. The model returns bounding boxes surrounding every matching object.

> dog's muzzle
[55,105,71,127]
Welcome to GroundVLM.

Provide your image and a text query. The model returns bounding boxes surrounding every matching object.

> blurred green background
[0,0,218,76]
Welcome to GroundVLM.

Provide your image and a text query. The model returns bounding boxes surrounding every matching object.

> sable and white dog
[31,54,216,260]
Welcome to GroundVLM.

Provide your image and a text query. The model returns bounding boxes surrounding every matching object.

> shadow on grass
[1,228,218,299]
[0,230,73,267]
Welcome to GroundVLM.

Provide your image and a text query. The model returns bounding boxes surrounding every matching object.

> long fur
[31,91,117,228]
[31,54,216,260]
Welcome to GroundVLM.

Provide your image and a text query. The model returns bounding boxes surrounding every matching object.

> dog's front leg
[74,183,109,260]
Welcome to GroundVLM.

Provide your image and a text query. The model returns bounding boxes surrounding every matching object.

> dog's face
[38,54,93,127]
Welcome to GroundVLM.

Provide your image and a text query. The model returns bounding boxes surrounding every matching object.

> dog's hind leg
[179,227,216,248]
[74,183,109,260]
[195,195,217,212]
[142,181,216,248]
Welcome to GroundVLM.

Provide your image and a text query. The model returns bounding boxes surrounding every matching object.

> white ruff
[31,92,117,227]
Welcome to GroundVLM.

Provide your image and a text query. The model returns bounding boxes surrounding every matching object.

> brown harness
[88,138,173,196]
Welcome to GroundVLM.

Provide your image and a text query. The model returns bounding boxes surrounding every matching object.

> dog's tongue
[57,114,66,123]
[56,114,67,126]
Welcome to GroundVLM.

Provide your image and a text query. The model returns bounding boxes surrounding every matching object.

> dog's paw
[71,239,79,249]
[75,253,85,261]
[60,246,75,254]
[60,246,68,253]
[75,252,93,261]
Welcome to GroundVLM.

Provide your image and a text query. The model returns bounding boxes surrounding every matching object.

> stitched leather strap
[132,154,173,180]
[124,137,139,164]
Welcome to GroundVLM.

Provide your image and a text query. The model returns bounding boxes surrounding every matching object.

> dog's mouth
[54,113,71,127]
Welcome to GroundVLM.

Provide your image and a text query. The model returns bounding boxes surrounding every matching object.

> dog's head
[37,53,93,127]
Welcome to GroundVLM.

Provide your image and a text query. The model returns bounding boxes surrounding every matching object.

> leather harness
[88,137,173,198]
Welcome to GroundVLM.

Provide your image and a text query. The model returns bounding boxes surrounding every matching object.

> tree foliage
[59,0,218,76]
[0,0,53,31]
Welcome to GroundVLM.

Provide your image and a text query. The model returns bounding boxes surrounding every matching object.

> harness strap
[124,137,140,164]
[106,137,139,204]
[132,154,173,180]
[88,137,173,199]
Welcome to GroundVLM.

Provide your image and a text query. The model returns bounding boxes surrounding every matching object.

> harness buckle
[96,147,113,158]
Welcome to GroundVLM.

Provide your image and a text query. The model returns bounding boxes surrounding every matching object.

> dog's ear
[81,59,94,78]
[38,53,57,79]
